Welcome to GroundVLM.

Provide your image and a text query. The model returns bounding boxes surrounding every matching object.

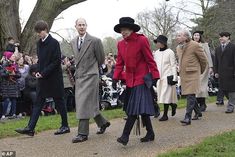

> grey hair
[75,18,87,25]
[182,29,192,42]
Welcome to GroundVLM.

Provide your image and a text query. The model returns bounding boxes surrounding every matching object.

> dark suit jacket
[214,42,235,92]
[36,34,64,98]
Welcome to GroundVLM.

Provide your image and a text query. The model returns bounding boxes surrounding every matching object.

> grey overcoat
[70,33,105,119]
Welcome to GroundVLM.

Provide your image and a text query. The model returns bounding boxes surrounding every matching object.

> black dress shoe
[180,119,191,125]
[72,134,88,143]
[15,127,35,136]
[117,136,128,146]
[54,126,70,135]
[225,110,234,114]
[200,104,207,112]
[159,115,168,121]
[216,101,224,105]
[140,133,155,142]
[96,122,110,134]
[192,113,202,120]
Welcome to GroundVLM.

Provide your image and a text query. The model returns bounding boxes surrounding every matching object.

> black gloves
[112,79,118,90]
[152,78,159,87]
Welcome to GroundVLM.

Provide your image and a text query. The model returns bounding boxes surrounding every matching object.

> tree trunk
[21,0,86,55]
[0,0,21,53]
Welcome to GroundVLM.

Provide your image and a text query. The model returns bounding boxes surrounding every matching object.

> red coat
[113,32,160,88]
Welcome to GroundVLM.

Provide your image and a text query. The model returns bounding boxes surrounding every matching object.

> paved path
[1,103,235,157]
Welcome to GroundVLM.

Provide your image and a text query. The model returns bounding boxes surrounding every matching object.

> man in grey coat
[70,18,110,143]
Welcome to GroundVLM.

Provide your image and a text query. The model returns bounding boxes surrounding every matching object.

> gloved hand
[112,79,118,90]
[152,78,159,87]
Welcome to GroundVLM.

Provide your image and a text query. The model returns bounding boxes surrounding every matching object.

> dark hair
[7,37,14,41]
[192,33,205,43]
[34,20,49,33]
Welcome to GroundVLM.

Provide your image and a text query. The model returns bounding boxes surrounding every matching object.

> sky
[19,0,196,41]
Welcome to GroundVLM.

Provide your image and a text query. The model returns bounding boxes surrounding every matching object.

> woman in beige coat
[153,35,178,121]
[192,31,213,114]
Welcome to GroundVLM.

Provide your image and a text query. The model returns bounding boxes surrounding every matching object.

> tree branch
[50,30,70,43]
[60,0,87,11]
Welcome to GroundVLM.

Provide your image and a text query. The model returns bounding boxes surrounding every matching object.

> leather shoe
[216,101,224,105]
[140,132,155,142]
[96,122,110,134]
[72,134,88,143]
[159,115,168,121]
[15,127,35,136]
[225,110,234,114]
[180,119,191,126]
[200,104,207,112]
[54,126,70,135]
[192,113,202,120]
[117,136,128,146]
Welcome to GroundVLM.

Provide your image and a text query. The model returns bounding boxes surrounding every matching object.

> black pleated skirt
[123,84,155,116]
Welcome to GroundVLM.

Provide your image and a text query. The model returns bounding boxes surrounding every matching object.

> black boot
[193,99,202,120]
[199,98,207,112]
[170,103,177,116]
[141,115,155,142]
[154,103,160,118]
[159,104,169,121]
[117,115,136,146]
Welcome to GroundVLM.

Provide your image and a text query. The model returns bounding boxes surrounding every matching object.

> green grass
[158,130,235,157]
[0,96,216,139]
[0,108,126,139]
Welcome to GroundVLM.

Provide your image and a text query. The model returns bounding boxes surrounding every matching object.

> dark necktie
[222,44,225,51]
[78,38,83,51]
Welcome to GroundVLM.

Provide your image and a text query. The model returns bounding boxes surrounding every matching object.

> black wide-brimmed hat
[153,35,168,46]
[114,17,140,33]
[219,32,231,37]
[193,30,204,35]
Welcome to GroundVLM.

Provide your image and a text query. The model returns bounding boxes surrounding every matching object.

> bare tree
[0,0,86,54]
[136,2,180,43]
[102,37,117,55]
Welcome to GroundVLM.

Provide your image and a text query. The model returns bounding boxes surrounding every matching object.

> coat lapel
[221,42,231,58]
[74,34,92,66]
[178,42,189,70]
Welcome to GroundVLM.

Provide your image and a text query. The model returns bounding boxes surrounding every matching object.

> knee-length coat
[70,33,105,119]
[153,48,178,104]
[176,40,208,95]
[196,43,213,98]
[214,42,235,92]
[36,34,64,98]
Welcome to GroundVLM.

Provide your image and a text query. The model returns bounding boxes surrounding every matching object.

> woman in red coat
[112,17,160,145]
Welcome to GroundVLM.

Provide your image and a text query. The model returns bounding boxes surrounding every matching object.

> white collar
[42,34,49,42]
[79,33,86,41]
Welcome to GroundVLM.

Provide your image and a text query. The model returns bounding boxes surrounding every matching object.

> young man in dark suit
[15,20,70,136]
[214,32,235,113]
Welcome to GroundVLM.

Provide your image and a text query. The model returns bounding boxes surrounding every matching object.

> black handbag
[167,75,177,85]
